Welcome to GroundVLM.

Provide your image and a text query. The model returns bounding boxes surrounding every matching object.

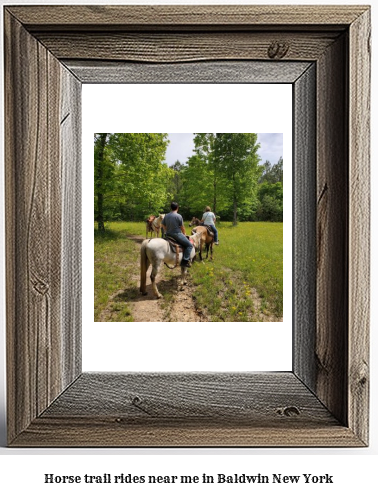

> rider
[162,202,193,268]
[201,206,219,245]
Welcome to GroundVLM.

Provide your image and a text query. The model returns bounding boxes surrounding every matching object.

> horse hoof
[156,294,162,299]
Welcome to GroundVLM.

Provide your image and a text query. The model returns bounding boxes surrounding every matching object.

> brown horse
[189,217,214,260]
[145,213,165,238]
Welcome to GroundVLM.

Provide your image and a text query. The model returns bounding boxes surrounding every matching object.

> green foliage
[94,133,172,222]
[94,133,284,225]
[260,156,283,184]
[180,133,218,216]
[256,182,283,222]
[213,133,261,225]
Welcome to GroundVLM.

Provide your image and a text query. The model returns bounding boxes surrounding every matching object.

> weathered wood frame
[4,5,370,447]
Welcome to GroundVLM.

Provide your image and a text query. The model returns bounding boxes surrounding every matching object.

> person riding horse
[162,202,193,268]
[201,206,219,245]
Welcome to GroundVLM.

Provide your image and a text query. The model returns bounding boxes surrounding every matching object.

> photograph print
[94,133,283,322]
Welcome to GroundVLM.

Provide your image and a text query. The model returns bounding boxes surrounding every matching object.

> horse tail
[140,240,149,294]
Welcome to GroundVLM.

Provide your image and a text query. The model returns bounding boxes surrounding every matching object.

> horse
[145,213,165,238]
[189,217,214,260]
[140,231,202,299]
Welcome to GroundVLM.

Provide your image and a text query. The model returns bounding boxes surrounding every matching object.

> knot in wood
[132,396,142,406]
[268,41,289,59]
[33,280,49,295]
[359,376,367,386]
[277,406,300,417]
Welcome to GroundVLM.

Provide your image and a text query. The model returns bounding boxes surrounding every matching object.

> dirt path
[101,234,281,323]
[127,235,203,322]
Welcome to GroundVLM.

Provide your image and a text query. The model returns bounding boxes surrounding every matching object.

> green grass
[189,221,283,321]
[94,221,283,322]
[94,223,142,321]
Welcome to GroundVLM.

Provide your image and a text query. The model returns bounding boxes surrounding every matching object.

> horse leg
[140,241,150,295]
[150,261,162,299]
[210,242,213,260]
[180,266,188,289]
[199,239,203,261]
[205,242,209,259]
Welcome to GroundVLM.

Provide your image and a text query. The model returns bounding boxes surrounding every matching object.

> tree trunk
[97,193,105,232]
[96,133,107,232]
[232,172,237,226]
[233,197,237,226]
[213,177,217,215]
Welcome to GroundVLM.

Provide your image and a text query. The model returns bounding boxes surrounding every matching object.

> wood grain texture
[11,418,363,448]
[348,9,371,445]
[42,373,336,422]
[65,60,311,84]
[293,65,316,389]
[7,5,367,30]
[60,69,82,388]
[316,34,348,426]
[37,32,339,63]
[4,11,81,444]
[5,12,62,442]
[11,373,364,447]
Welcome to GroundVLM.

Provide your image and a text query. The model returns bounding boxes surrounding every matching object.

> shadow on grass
[94,229,146,245]
[94,228,125,242]
[112,275,179,303]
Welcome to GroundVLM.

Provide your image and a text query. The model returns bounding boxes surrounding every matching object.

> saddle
[203,225,214,238]
[165,235,194,267]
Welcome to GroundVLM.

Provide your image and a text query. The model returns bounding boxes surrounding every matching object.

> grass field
[94,221,283,322]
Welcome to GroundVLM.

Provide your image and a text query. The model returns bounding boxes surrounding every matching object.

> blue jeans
[207,224,218,243]
[166,232,193,261]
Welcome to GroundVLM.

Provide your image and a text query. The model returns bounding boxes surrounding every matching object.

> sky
[165,133,283,167]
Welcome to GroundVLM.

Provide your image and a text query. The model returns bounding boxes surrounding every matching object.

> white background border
[83,84,292,372]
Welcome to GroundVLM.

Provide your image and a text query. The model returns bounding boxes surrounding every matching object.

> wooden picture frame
[4,5,370,447]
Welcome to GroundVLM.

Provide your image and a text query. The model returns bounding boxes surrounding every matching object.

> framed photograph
[4,5,370,447]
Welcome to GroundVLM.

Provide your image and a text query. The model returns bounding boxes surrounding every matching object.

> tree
[213,133,261,225]
[260,156,283,184]
[181,133,232,219]
[110,133,171,219]
[168,160,184,205]
[256,182,283,222]
[94,133,111,231]
[94,133,172,222]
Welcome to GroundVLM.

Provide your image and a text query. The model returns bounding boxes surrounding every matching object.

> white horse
[145,213,165,238]
[140,231,202,299]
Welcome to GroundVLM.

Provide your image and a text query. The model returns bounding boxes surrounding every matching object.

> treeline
[94,133,283,230]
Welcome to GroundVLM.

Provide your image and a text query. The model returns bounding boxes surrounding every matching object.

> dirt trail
[127,235,203,322]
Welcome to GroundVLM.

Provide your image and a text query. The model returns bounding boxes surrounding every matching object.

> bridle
[189,217,201,227]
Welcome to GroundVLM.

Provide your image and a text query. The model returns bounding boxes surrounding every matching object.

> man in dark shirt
[162,202,193,267]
